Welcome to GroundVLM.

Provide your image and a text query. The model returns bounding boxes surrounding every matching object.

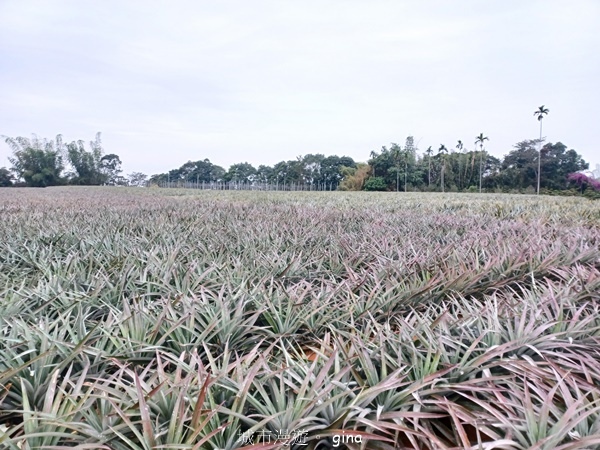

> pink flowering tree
[568,172,600,193]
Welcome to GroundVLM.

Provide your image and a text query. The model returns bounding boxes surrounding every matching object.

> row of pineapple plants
[1,187,599,448]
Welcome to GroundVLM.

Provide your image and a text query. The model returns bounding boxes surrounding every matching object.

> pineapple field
[1,186,599,450]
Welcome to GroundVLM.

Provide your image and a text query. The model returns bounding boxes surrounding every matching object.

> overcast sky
[1,0,598,176]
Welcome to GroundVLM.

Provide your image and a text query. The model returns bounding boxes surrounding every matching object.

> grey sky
[1,0,598,176]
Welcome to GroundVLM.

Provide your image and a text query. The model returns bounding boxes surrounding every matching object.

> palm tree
[438,144,448,193]
[404,147,410,192]
[425,146,433,187]
[475,133,489,193]
[534,105,549,195]
[475,134,489,193]
[456,140,464,189]
[391,144,402,192]
[369,150,378,177]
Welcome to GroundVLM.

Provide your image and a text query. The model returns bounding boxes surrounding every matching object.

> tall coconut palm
[475,133,489,193]
[404,147,410,192]
[425,146,433,187]
[456,140,464,189]
[438,144,448,193]
[391,144,402,192]
[534,105,549,195]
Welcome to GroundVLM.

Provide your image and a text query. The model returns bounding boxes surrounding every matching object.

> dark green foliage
[497,140,588,192]
[362,138,592,195]
[127,171,147,187]
[266,154,356,187]
[3,132,125,187]
[5,134,65,187]
[255,164,274,183]
[100,153,124,185]
[0,167,13,187]
[271,160,299,184]
[223,162,257,182]
[65,135,105,185]
[363,176,387,191]
[151,154,357,189]
[4,130,591,195]
[320,154,357,185]
[148,158,226,185]
[540,142,588,189]
[499,140,539,189]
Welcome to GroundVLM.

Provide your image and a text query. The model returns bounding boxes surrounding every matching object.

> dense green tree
[459,149,477,189]
[363,176,387,191]
[255,165,274,184]
[100,154,123,185]
[64,133,122,185]
[539,142,588,190]
[65,136,103,185]
[276,159,305,184]
[368,146,395,188]
[481,155,502,190]
[497,140,585,191]
[224,162,256,183]
[0,167,13,186]
[4,134,65,187]
[319,155,355,187]
[500,140,539,190]
[368,139,416,191]
[3,132,126,187]
[403,136,417,191]
[271,161,291,185]
[298,154,323,185]
[339,163,371,191]
[128,172,147,187]
[262,155,354,187]
[149,159,225,185]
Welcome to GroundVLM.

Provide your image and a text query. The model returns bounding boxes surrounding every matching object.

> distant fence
[154,181,340,191]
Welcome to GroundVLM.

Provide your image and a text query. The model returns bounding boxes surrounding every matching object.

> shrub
[363,176,388,191]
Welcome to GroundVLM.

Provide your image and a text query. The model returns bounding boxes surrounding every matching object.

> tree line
[149,136,595,195]
[147,154,357,190]
[0,133,147,187]
[357,136,593,195]
[1,132,598,196]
